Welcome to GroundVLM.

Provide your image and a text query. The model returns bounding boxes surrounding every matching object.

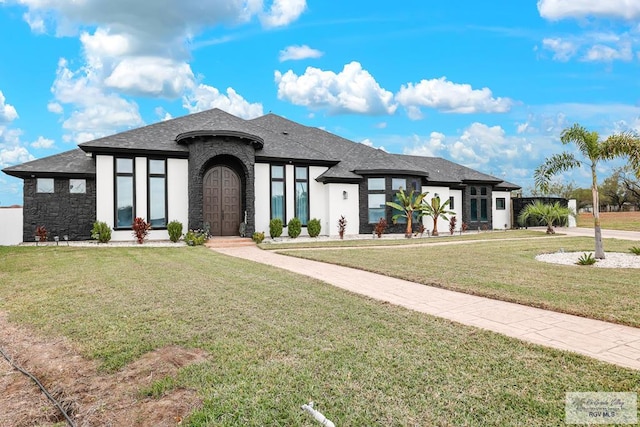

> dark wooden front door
[203,166,241,236]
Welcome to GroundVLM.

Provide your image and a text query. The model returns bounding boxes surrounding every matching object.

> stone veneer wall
[22,178,96,242]
[462,184,493,230]
[187,136,256,236]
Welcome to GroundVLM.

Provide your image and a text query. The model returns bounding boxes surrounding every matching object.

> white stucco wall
[254,163,271,234]
[492,191,512,229]
[97,155,188,241]
[568,199,577,227]
[0,207,23,245]
[326,183,360,237]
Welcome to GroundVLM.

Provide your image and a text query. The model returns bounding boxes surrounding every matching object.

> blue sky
[1,0,639,205]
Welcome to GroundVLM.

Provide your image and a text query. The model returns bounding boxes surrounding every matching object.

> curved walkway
[212,244,640,370]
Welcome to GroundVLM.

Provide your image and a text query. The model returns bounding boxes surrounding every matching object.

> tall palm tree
[386,188,428,237]
[517,200,574,234]
[420,195,455,236]
[534,124,640,258]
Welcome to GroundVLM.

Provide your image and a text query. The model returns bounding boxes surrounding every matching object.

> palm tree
[517,201,574,234]
[534,124,640,258]
[386,188,428,237]
[420,195,455,236]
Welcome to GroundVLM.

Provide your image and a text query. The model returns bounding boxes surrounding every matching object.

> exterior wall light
[343,190,348,200]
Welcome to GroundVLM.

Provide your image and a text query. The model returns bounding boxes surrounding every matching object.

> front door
[203,166,241,236]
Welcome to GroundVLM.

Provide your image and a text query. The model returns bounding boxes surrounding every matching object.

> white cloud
[30,136,55,149]
[403,132,446,157]
[542,38,578,61]
[584,42,633,61]
[0,146,33,168]
[23,12,45,33]
[47,102,63,114]
[395,77,513,116]
[275,61,398,115]
[183,84,263,119]
[538,0,640,20]
[104,57,195,98]
[50,58,144,143]
[360,138,387,152]
[261,0,307,28]
[279,44,323,62]
[374,122,387,129]
[0,91,18,124]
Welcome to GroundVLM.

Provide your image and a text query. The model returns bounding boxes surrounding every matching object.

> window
[148,159,166,227]
[69,179,86,194]
[36,178,54,193]
[470,186,477,196]
[449,196,454,210]
[480,198,488,221]
[392,178,406,191]
[368,194,386,223]
[271,165,285,222]
[115,158,134,228]
[295,166,309,225]
[496,198,506,210]
[470,199,478,221]
[481,187,487,196]
[368,177,385,191]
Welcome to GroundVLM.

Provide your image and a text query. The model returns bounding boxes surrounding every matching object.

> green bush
[576,253,596,266]
[167,220,183,243]
[288,217,302,238]
[630,246,640,255]
[252,231,265,244]
[184,229,207,246]
[307,218,321,237]
[269,218,283,238]
[91,221,112,243]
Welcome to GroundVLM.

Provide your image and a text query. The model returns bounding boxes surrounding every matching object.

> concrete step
[205,237,256,248]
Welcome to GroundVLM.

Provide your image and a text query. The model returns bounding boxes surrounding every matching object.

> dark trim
[315,176,362,184]
[81,146,189,158]
[147,158,168,229]
[113,157,136,230]
[176,130,264,149]
[3,170,96,179]
[255,156,338,167]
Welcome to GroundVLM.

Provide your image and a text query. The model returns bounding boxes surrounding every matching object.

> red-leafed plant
[338,215,347,240]
[461,221,468,233]
[35,225,48,242]
[132,217,151,244]
[449,216,457,235]
[374,217,387,238]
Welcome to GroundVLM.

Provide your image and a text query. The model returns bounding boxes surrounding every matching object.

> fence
[0,206,23,245]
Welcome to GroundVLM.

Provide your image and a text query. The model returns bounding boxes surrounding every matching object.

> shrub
[288,217,302,238]
[338,215,347,239]
[184,229,207,246]
[132,217,151,244]
[167,220,183,243]
[35,225,48,242]
[461,221,468,232]
[630,246,640,255]
[374,217,387,238]
[449,216,457,235]
[307,218,321,237]
[576,253,596,266]
[252,231,265,244]
[91,221,112,243]
[269,218,283,238]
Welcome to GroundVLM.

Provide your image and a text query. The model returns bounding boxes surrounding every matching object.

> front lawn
[0,246,638,426]
[282,237,640,327]
[577,211,640,231]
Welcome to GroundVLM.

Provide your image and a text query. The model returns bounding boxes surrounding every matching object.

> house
[2,108,520,242]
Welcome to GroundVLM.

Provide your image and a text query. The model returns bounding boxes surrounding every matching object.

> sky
[1,0,639,206]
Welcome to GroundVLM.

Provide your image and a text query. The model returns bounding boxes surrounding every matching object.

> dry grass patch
[577,211,640,231]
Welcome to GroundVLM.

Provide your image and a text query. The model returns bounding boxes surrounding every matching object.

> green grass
[0,246,638,425]
[282,236,640,327]
[259,229,553,250]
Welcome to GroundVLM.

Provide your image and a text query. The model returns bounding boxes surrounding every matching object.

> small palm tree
[535,123,640,258]
[517,201,574,234]
[386,188,428,237]
[420,195,455,236]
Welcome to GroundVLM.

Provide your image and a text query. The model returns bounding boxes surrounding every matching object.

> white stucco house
[2,108,520,242]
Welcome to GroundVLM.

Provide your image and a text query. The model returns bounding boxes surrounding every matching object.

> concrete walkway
[555,226,640,241]
[212,245,640,370]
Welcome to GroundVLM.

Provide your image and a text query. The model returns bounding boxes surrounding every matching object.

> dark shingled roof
[2,108,521,190]
[2,149,95,178]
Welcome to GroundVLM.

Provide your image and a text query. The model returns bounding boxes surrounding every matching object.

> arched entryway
[203,165,241,236]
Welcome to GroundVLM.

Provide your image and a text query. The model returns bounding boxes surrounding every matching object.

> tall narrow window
[271,165,285,222]
[295,166,309,225]
[115,158,134,228]
[480,198,488,221]
[368,178,386,224]
[148,159,167,227]
[470,199,478,221]
[449,196,455,210]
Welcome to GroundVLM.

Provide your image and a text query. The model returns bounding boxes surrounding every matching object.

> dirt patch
[0,313,207,426]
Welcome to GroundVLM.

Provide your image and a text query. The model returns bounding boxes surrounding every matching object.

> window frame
[294,166,309,226]
[367,177,387,224]
[270,164,286,224]
[449,196,455,210]
[147,158,168,229]
[36,178,54,193]
[114,157,135,230]
[496,197,506,210]
[69,178,86,194]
